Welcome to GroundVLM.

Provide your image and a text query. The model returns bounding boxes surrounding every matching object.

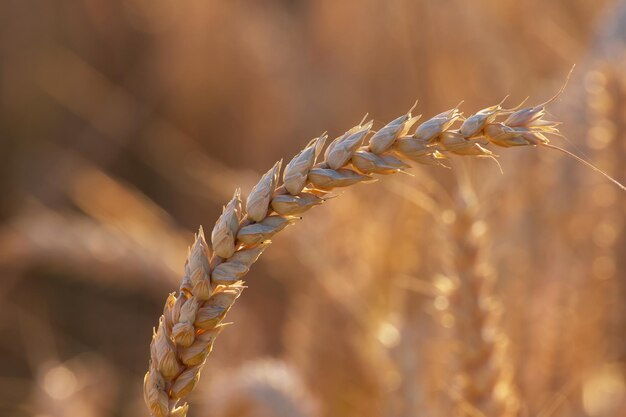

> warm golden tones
[144,97,565,416]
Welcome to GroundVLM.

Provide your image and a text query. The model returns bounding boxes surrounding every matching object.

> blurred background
[1,0,625,416]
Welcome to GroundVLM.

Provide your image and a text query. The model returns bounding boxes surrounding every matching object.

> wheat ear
[441,185,519,417]
[144,97,563,417]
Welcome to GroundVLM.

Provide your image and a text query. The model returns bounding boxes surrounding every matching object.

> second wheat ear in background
[143,92,626,417]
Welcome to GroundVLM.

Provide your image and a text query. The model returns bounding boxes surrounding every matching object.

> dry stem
[439,185,520,417]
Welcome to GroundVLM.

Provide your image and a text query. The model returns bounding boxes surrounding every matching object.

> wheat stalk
[143,95,567,417]
[439,184,520,417]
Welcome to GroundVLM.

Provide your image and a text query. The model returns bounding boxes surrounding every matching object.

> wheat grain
[144,96,566,416]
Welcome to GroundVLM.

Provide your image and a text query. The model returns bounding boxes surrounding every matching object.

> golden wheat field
[1,1,626,417]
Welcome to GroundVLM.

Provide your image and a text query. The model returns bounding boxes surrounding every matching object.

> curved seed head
[284,134,327,195]
[246,161,282,222]
[211,190,242,258]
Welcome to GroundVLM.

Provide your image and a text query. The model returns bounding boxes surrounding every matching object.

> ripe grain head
[144,93,594,416]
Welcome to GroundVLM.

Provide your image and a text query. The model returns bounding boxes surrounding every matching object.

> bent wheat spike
[144,93,622,416]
